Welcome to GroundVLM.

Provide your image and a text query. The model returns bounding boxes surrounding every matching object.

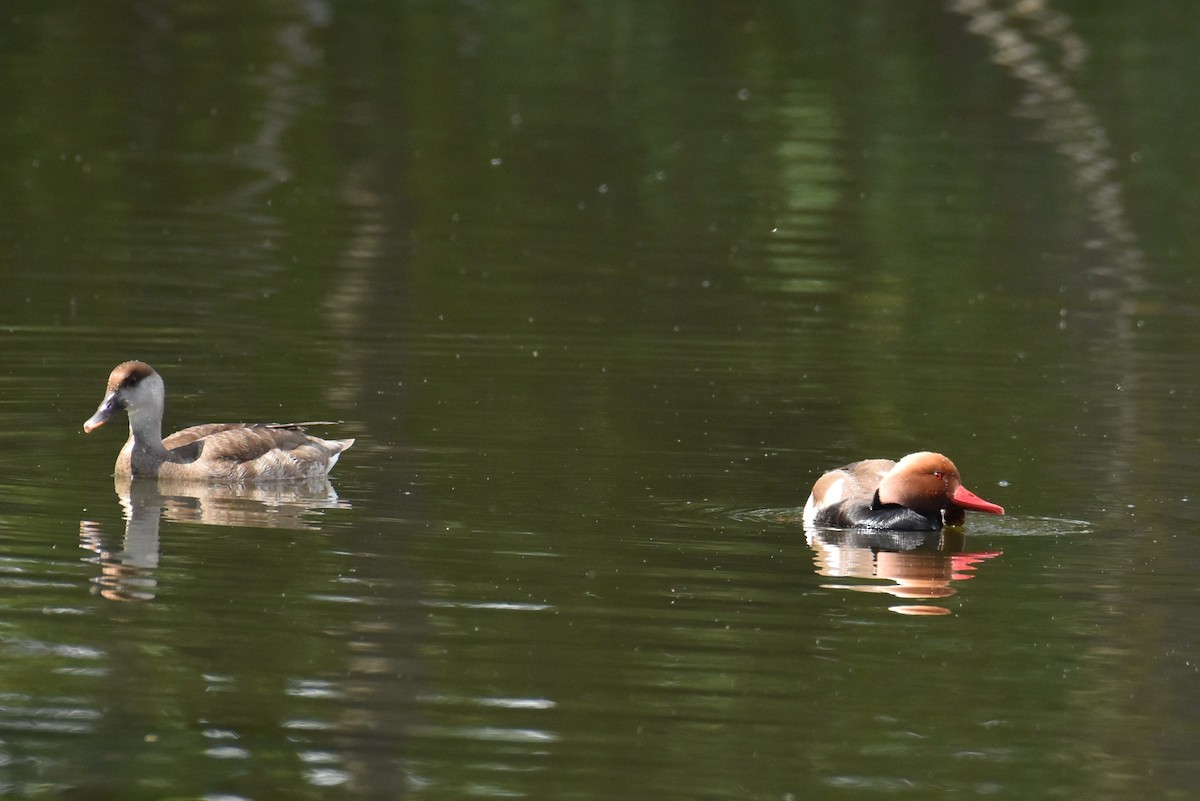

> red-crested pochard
[83,361,354,481]
[802,452,1004,530]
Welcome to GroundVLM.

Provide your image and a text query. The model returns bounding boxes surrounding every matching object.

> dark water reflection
[1,0,1200,799]
[80,476,349,601]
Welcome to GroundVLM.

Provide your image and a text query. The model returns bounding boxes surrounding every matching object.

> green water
[1,1,1198,799]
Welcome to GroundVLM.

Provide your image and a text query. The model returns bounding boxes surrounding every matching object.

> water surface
[2,1,1200,799]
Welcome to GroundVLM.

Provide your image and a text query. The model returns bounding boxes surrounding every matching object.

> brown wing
[163,423,250,449]
[158,423,352,481]
[839,459,895,498]
[163,422,330,451]
[173,426,311,462]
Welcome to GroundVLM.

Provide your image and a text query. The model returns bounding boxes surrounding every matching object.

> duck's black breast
[812,492,942,531]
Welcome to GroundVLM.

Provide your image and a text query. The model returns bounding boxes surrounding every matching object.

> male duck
[83,361,354,481]
[802,451,1004,530]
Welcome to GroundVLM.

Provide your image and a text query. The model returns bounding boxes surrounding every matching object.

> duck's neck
[127,404,170,457]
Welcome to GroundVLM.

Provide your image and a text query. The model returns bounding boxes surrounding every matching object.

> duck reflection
[79,475,349,601]
[806,526,1001,616]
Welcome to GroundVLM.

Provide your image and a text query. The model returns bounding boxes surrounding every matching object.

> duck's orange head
[877,452,1004,518]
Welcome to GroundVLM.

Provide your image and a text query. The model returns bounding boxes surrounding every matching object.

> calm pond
[2,1,1199,799]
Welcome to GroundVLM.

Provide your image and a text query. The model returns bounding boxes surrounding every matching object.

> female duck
[83,361,354,481]
[802,451,1004,530]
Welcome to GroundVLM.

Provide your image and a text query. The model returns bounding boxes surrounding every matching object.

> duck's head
[877,451,1004,519]
[83,361,165,433]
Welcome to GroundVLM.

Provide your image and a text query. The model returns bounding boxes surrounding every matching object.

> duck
[83,361,355,481]
[802,451,1004,530]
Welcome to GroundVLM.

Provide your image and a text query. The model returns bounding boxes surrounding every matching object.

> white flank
[802,476,844,526]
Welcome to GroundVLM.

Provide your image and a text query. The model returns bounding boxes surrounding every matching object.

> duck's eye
[932,470,944,479]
